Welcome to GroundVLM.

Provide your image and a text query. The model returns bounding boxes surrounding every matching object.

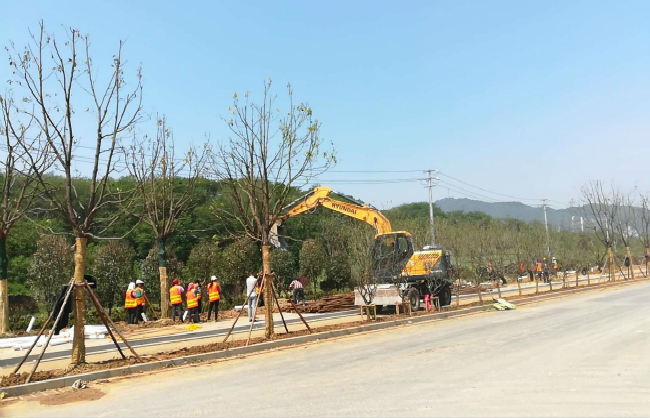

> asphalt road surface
[6,281,650,417]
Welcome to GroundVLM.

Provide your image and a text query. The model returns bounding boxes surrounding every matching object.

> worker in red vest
[169,279,184,323]
[186,282,200,323]
[124,282,137,324]
[207,276,221,322]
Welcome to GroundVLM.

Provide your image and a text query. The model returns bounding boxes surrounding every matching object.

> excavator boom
[270,186,392,249]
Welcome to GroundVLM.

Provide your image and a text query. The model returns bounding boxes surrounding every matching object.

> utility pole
[425,169,439,248]
[542,199,551,261]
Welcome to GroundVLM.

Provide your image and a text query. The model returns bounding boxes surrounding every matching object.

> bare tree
[0,93,48,334]
[209,80,334,338]
[613,191,636,279]
[5,22,142,364]
[124,117,207,318]
[634,193,650,276]
[347,223,376,308]
[580,181,618,282]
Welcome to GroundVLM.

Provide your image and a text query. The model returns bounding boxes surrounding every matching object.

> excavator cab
[269,221,288,250]
[371,232,414,283]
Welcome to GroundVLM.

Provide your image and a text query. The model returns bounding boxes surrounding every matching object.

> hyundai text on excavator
[270,186,454,312]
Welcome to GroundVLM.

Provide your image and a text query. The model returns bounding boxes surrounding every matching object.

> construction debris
[492,298,516,311]
[71,379,87,389]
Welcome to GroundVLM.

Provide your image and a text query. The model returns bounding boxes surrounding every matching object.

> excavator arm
[270,186,392,249]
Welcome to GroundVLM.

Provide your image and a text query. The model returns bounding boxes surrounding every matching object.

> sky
[1,0,649,210]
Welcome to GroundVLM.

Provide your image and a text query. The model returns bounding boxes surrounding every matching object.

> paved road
[0,276,609,368]
[6,281,650,417]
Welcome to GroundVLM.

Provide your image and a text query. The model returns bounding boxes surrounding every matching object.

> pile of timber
[283,293,355,313]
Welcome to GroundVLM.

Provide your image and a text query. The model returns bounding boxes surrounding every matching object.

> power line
[438,171,542,202]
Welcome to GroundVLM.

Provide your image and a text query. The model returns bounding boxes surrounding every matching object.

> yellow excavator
[270,186,454,311]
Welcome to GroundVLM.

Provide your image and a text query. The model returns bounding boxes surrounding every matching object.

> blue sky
[1,0,649,210]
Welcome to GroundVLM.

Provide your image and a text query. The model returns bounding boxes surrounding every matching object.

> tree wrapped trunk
[262,244,273,339]
[626,247,634,279]
[0,237,8,335]
[607,247,615,281]
[158,237,170,319]
[71,238,87,364]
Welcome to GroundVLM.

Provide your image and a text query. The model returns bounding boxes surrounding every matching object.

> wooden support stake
[222,286,255,344]
[13,279,74,375]
[143,294,158,319]
[517,279,522,296]
[85,284,125,360]
[26,281,75,383]
[84,283,142,363]
[270,283,288,334]
[274,275,311,333]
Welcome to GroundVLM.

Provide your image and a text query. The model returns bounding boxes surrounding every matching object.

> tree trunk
[455,270,460,307]
[607,247,614,282]
[587,269,591,285]
[0,237,8,335]
[71,237,87,365]
[626,247,634,280]
[157,237,170,319]
[262,243,273,339]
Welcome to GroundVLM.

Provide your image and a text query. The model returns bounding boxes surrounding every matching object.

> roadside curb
[3,276,647,397]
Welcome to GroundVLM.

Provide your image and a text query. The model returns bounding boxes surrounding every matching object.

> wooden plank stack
[282,293,355,313]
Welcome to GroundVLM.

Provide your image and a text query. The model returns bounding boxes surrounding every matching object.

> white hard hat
[136,280,144,284]
[210,275,217,281]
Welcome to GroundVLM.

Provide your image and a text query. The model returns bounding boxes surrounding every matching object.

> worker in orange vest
[169,279,185,323]
[207,276,221,322]
[186,282,200,323]
[134,280,145,324]
[536,260,543,281]
[124,282,137,324]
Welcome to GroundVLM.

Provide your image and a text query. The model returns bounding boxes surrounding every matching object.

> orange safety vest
[124,289,137,309]
[488,263,493,273]
[169,286,182,305]
[255,285,261,295]
[552,263,558,270]
[519,263,525,273]
[208,283,221,302]
[136,288,145,307]
[536,263,542,272]
[186,289,198,309]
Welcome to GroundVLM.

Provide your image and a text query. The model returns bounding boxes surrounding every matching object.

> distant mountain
[434,198,573,227]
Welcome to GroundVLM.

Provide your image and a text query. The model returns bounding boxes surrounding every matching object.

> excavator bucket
[269,222,288,250]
